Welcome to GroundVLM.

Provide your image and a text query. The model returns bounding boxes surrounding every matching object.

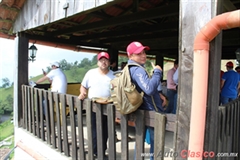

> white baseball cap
[50,61,60,67]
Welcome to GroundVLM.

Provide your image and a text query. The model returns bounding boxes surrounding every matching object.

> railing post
[154,112,166,160]
[135,110,145,160]
[107,104,116,160]
[86,99,94,160]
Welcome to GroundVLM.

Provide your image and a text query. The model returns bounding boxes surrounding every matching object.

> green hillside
[0,87,13,101]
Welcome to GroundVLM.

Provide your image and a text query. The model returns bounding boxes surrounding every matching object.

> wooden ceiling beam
[51,3,179,36]
[72,21,178,41]
[25,33,110,49]
[100,31,178,43]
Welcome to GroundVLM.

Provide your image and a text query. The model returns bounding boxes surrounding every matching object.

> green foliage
[1,78,10,88]
[0,87,13,114]
[118,56,128,64]
[91,55,98,65]
[0,119,14,141]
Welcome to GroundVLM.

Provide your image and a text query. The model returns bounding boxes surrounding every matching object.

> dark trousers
[165,89,177,114]
[92,112,108,155]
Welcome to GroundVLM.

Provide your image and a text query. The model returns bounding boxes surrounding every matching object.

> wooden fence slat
[54,93,62,152]
[237,100,240,154]
[38,90,45,141]
[49,92,56,148]
[135,110,145,160]
[96,103,104,159]
[226,104,231,154]
[232,102,237,153]
[120,114,129,160]
[27,88,31,133]
[60,94,69,156]
[68,95,77,160]
[217,107,223,154]
[221,107,226,152]
[154,112,166,160]
[76,99,86,160]
[34,88,40,138]
[44,91,51,144]
[86,100,94,160]
[30,87,36,136]
[23,86,27,129]
[107,105,116,160]
[228,104,234,154]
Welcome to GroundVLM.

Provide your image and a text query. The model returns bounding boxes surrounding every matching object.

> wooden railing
[218,98,240,158]
[21,85,175,160]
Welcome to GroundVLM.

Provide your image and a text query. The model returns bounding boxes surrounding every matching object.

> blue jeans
[134,126,154,160]
[147,126,154,160]
[220,96,236,105]
[165,89,177,114]
[92,112,108,155]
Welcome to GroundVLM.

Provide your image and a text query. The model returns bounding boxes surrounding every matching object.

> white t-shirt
[47,68,67,94]
[81,68,115,99]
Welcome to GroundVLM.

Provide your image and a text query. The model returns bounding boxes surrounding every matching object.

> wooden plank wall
[13,0,115,32]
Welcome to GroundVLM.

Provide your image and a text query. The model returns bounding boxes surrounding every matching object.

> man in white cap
[35,61,67,94]
[78,52,115,158]
[35,61,67,116]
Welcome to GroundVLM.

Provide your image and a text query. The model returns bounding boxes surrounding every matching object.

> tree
[1,78,10,88]
[59,59,71,71]
[79,58,91,68]
[3,95,13,113]
[91,55,98,65]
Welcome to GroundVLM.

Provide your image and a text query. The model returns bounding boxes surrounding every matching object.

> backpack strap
[127,63,159,112]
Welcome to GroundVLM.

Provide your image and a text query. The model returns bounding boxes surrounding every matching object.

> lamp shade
[29,44,37,62]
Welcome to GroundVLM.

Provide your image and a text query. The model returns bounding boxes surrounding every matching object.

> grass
[0,119,14,141]
[0,87,13,101]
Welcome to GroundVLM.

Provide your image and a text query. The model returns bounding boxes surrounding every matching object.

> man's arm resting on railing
[35,76,52,84]
[78,85,87,100]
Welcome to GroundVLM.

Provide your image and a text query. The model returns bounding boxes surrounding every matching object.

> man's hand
[42,69,47,76]
[151,62,162,71]
[78,93,86,100]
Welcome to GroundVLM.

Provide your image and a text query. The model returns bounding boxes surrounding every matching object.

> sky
[0,38,95,85]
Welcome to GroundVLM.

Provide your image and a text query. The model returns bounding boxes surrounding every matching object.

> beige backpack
[110,63,144,114]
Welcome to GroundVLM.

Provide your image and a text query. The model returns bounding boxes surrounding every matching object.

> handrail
[20,85,175,159]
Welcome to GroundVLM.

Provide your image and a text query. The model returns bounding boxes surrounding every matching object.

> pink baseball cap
[126,41,150,56]
[97,52,110,60]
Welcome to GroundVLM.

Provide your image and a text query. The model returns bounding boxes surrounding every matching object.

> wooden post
[175,1,219,159]
[154,112,166,160]
[107,48,118,71]
[14,32,29,127]
[204,1,222,158]
[156,54,164,79]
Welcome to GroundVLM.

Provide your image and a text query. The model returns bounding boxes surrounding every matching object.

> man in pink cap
[220,61,240,104]
[78,51,115,158]
[126,41,164,160]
